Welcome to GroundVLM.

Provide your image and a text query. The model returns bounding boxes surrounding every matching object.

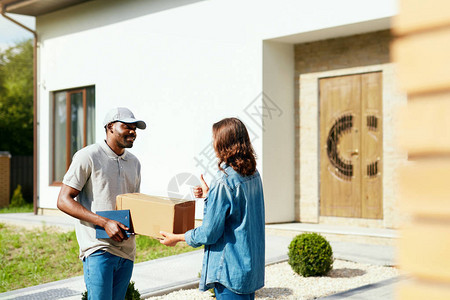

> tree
[0,39,33,155]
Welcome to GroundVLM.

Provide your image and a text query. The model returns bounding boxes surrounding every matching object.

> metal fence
[10,156,33,203]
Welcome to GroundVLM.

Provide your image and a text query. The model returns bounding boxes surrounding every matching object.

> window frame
[51,86,94,186]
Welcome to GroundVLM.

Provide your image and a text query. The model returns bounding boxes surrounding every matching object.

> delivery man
[57,107,146,300]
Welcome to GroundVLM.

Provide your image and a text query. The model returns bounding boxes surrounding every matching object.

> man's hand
[57,184,130,243]
[103,219,129,242]
[159,231,185,247]
[193,174,209,198]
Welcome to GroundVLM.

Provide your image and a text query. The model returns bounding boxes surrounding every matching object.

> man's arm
[57,184,129,242]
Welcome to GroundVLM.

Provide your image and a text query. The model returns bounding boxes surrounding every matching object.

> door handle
[351,149,359,156]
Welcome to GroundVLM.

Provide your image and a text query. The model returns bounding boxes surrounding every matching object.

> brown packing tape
[173,203,194,234]
[181,207,187,233]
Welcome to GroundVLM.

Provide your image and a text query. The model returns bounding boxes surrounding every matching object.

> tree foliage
[0,39,33,155]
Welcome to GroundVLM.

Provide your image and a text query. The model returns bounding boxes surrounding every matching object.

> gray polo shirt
[63,140,141,261]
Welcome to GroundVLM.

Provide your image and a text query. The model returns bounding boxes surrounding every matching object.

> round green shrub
[288,232,333,277]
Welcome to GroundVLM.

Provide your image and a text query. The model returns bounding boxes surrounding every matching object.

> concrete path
[0,212,76,231]
[320,277,403,300]
[0,213,399,299]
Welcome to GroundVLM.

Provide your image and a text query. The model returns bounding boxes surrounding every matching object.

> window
[52,86,95,184]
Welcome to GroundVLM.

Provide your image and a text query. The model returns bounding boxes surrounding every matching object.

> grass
[0,203,33,214]
[135,234,196,263]
[0,223,79,292]
[0,223,198,293]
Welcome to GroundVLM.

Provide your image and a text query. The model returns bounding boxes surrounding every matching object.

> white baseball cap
[103,107,146,129]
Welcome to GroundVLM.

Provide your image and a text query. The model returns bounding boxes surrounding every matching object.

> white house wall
[36,0,397,223]
[262,41,295,222]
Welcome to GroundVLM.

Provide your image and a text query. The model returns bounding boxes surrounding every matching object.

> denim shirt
[185,165,265,294]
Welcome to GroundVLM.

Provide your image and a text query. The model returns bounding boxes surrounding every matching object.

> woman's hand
[159,231,185,247]
[193,174,209,198]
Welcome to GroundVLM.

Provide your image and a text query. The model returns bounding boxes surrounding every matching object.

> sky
[0,13,35,50]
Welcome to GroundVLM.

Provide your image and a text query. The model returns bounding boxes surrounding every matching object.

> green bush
[288,232,333,277]
[81,281,140,299]
[125,281,141,300]
[9,185,26,208]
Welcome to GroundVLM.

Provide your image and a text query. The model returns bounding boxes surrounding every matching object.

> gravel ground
[147,259,399,300]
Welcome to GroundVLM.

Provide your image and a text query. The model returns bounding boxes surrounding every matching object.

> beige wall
[294,30,408,228]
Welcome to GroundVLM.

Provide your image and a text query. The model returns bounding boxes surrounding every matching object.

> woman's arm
[186,182,231,247]
[160,180,231,248]
[159,232,185,247]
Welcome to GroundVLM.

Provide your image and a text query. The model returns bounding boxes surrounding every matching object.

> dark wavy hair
[212,117,256,176]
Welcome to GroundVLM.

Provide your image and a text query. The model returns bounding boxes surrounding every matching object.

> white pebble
[147,259,398,299]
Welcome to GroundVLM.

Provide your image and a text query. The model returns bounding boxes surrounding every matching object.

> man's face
[110,122,137,149]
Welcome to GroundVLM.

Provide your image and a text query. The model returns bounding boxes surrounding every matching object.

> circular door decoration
[366,115,379,178]
[326,114,353,180]
[326,114,380,181]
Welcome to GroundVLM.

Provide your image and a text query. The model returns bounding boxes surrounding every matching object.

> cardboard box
[116,193,195,239]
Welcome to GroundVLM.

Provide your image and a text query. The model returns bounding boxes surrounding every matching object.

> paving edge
[141,278,200,298]
[319,276,403,299]
[0,275,84,299]
[141,255,289,298]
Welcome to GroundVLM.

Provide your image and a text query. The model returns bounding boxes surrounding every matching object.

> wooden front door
[319,72,383,219]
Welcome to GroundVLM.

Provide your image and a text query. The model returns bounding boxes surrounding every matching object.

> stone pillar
[393,0,450,298]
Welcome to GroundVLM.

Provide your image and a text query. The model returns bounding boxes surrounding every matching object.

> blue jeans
[83,250,134,300]
[214,283,255,300]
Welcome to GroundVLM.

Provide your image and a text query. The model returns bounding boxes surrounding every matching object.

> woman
[160,117,265,300]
